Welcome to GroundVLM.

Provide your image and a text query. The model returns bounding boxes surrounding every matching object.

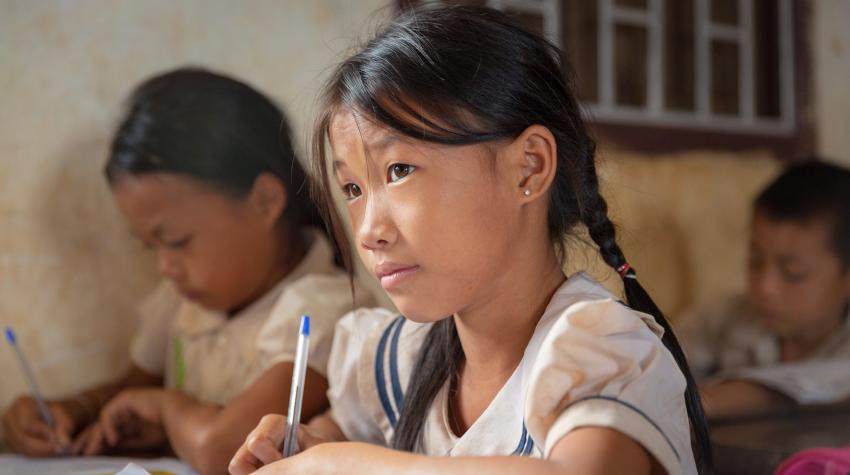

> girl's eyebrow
[370,134,400,152]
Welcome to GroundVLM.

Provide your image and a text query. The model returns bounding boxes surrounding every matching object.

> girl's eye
[342,183,362,200]
[781,269,808,284]
[388,163,416,183]
[166,236,192,250]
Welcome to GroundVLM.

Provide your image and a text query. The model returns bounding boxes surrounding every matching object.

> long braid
[576,142,713,472]
[391,318,464,451]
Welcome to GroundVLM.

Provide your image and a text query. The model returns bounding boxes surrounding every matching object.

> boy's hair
[105,67,324,240]
[310,5,711,471]
[755,160,850,267]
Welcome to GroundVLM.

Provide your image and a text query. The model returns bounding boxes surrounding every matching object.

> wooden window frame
[396,0,814,160]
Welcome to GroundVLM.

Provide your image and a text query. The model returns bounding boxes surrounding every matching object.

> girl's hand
[1,396,75,456]
[69,422,106,455]
[229,414,329,475]
[96,388,168,451]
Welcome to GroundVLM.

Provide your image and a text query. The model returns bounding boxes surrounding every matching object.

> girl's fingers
[229,446,262,475]
[229,414,287,474]
[295,424,325,452]
[83,424,106,456]
[5,428,58,456]
[69,426,89,455]
[247,433,284,465]
[99,401,125,446]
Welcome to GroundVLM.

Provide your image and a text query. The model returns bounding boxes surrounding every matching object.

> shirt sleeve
[255,274,375,379]
[525,299,694,475]
[326,307,397,445]
[129,281,182,376]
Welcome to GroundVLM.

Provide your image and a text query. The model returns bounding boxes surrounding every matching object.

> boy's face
[748,211,850,339]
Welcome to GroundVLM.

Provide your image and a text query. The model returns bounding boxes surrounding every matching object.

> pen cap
[5,326,15,344]
[300,315,310,336]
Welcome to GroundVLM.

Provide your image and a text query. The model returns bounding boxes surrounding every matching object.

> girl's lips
[374,263,420,290]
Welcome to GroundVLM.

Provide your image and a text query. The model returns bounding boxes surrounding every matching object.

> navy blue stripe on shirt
[522,434,535,455]
[511,424,528,455]
[389,316,406,413]
[562,395,680,460]
[375,317,404,427]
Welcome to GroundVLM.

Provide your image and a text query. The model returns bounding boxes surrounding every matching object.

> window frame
[396,0,814,159]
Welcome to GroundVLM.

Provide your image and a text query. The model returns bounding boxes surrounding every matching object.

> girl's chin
[391,301,454,324]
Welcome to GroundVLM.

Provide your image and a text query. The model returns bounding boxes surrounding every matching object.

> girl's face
[329,111,529,322]
[748,211,850,338]
[112,173,286,312]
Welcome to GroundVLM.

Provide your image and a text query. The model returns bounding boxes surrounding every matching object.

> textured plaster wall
[0,0,390,444]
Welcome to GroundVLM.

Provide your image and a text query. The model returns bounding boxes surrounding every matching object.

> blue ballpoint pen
[5,326,64,451]
[283,315,310,457]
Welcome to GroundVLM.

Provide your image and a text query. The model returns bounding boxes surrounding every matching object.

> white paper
[116,462,152,475]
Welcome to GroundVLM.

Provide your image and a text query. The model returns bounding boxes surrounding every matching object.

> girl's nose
[358,196,397,251]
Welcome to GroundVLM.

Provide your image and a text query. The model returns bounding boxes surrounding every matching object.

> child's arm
[242,426,653,475]
[700,380,795,419]
[1,364,160,456]
[98,361,329,475]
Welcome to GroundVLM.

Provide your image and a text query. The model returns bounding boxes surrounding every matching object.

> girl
[2,68,372,475]
[230,5,709,475]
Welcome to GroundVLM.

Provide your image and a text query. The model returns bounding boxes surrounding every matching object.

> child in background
[230,6,708,475]
[2,68,372,475]
[678,161,850,420]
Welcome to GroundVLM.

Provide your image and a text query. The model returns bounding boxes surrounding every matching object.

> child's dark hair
[310,5,711,470]
[105,67,326,246]
[755,160,850,268]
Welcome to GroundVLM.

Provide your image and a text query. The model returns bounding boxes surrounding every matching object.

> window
[402,0,811,157]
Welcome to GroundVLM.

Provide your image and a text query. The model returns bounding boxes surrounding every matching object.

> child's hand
[1,396,74,456]
[97,388,168,451]
[69,422,105,455]
[229,414,328,475]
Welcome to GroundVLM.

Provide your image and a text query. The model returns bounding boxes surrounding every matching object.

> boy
[679,160,850,419]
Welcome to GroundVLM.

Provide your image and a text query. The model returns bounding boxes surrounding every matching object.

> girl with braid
[230,5,709,475]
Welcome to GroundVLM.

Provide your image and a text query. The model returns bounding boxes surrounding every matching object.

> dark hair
[105,67,325,243]
[310,5,711,471]
[755,160,850,267]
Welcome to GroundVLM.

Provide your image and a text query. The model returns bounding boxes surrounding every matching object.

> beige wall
[813,0,850,166]
[0,0,390,441]
[579,149,781,319]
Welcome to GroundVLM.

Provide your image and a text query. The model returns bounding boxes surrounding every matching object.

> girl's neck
[453,246,566,379]
[227,228,309,317]
[446,245,565,436]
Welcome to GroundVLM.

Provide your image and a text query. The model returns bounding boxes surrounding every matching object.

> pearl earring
[523,189,532,196]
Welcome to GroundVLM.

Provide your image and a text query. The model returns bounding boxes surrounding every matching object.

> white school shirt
[678,296,850,404]
[130,231,373,405]
[327,273,697,475]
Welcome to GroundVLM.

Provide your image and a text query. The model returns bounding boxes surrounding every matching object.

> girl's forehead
[330,110,394,148]
[328,110,404,167]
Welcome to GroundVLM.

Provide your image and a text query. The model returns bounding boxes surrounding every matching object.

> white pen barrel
[283,330,310,457]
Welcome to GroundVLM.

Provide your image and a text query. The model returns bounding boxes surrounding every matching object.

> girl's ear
[506,124,558,203]
[249,173,288,229]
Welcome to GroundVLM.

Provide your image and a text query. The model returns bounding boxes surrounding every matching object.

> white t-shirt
[130,231,374,405]
[678,295,850,404]
[327,273,697,475]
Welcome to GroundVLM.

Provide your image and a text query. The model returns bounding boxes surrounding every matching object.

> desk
[711,405,850,475]
[0,455,196,475]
